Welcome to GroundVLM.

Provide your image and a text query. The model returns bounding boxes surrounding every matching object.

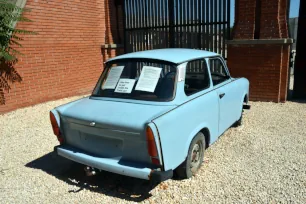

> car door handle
[219,93,225,99]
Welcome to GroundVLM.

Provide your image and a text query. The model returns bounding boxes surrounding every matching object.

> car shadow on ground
[25,152,158,202]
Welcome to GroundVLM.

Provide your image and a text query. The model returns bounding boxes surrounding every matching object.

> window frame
[91,58,178,102]
[208,57,231,86]
[183,58,211,96]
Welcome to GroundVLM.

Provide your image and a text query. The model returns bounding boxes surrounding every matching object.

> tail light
[146,126,160,165]
[50,111,64,144]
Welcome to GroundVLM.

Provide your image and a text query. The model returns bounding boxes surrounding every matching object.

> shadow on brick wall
[0,60,22,105]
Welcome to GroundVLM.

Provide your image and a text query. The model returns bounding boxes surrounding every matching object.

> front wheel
[175,132,206,179]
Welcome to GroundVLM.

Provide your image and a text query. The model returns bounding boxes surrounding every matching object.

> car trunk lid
[57,97,176,164]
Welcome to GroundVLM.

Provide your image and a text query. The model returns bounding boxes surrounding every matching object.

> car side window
[184,59,210,96]
[209,58,230,86]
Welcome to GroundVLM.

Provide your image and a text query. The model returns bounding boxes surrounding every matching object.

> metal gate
[123,0,231,59]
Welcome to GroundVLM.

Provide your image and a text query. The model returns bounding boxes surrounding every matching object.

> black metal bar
[152,0,154,49]
[135,0,138,51]
[126,0,129,29]
[152,0,155,49]
[129,0,133,51]
[218,0,222,54]
[164,0,168,47]
[135,0,139,51]
[202,0,205,50]
[205,0,209,50]
[190,0,194,48]
[209,0,213,52]
[227,0,231,40]
[179,0,183,48]
[198,0,201,49]
[175,0,178,47]
[214,0,217,53]
[158,0,160,49]
[123,0,127,53]
[130,0,134,29]
[127,0,131,52]
[155,0,158,49]
[169,0,175,48]
[222,0,226,57]
[140,0,144,50]
[226,0,230,59]
[156,0,160,48]
[160,0,164,48]
[145,0,148,50]
[185,0,188,48]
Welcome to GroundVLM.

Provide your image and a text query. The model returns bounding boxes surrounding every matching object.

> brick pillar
[232,0,256,39]
[101,0,124,63]
[227,0,292,102]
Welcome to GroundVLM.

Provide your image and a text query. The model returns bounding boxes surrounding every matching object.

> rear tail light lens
[50,111,64,144]
[146,126,158,157]
[146,126,160,165]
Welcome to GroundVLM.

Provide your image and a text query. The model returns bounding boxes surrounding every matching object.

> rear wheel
[175,132,205,179]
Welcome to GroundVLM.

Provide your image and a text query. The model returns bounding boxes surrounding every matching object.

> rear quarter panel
[152,88,219,171]
[234,77,249,105]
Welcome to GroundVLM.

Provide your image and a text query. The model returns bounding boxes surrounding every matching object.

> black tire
[175,132,206,179]
[233,105,244,127]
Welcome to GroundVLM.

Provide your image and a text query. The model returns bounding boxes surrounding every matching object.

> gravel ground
[0,95,305,203]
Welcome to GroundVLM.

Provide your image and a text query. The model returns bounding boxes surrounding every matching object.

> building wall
[228,0,291,102]
[0,0,122,114]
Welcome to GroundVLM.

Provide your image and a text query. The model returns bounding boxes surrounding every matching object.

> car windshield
[92,59,177,101]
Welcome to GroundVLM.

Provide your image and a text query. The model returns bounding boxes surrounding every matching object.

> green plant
[0,0,35,105]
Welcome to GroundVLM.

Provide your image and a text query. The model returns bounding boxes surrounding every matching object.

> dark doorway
[123,0,231,59]
[293,0,306,99]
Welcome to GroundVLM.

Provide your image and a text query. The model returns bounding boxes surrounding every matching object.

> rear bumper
[54,145,172,182]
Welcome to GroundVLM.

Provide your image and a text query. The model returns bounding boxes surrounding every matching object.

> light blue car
[50,48,250,182]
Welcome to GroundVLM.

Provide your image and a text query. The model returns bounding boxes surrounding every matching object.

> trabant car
[50,48,250,182]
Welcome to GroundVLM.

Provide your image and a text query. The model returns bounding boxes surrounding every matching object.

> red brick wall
[228,44,283,102]
[0,0,123,114]
[279,0,289,39]
[228,0,291,102]
[232,0,256,39]
[260,0,281,38]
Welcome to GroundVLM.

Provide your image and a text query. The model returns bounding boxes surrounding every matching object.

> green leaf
[0,0,34,104]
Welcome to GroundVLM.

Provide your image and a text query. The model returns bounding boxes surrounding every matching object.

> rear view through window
[209,58,230,86]
[92,59,176,101]
[184,59,210,95]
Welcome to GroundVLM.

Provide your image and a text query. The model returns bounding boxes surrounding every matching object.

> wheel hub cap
[190,142,202,172]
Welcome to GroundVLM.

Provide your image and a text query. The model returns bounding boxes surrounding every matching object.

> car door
[208,57,241,135]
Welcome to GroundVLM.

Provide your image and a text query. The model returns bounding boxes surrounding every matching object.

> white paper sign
[135,66,162,92]
[102,66,124,89]
[114,79,136,93]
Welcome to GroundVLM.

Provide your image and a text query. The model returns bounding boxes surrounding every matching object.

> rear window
[92,59,177,101]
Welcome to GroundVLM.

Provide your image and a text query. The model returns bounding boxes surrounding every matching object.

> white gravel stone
[0,95,305,203]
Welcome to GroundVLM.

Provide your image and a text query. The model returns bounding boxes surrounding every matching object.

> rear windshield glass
[92,59,177,101]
